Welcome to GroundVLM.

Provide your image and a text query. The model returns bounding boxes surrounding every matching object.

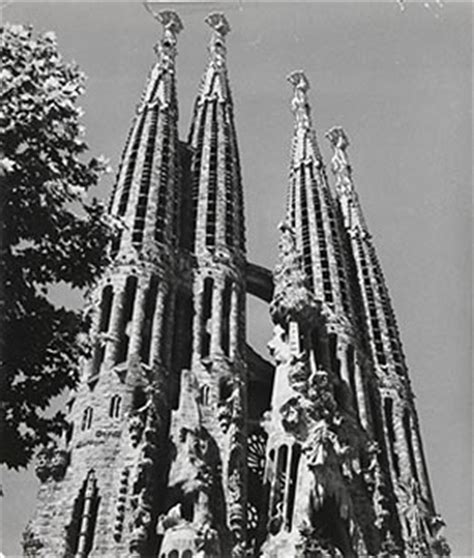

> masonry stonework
[24,10,449,558]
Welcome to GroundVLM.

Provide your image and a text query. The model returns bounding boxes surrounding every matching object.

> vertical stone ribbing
[326,126,441,555]
[158,13,248,558]
[25,12,184,558]
[284,73,370,434]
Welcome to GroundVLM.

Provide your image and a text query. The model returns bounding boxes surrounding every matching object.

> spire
[325,125,407,387]
[285,71,355,324]
[325,127,436,516]
[326,126,368,235]
[188,13,245,254]
[108,9,183,256]
[198,13,231,102]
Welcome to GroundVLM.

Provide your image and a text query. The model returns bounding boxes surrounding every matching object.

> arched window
[81,407,93,431]
[182,551,193,558]
[168,551,179,558]
[109,395,122,419]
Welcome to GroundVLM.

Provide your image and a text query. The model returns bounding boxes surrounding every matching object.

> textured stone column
[192,277,204,361]
[393,402,411,483]
[128,279,147,358]
[229,284,239,360]
[84,294,104,379]
[338,338,349,384]
[215,106,227,246]
[195,109,213,249]
[104,278,126,366]
[410,418,433,504]
[210,280,224,356]
[150,285,167,365]
[354,353,369,430]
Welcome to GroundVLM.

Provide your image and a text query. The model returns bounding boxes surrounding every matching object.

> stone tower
[24,10,449,558]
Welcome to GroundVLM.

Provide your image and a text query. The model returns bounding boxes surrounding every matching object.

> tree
[0,23,116,468]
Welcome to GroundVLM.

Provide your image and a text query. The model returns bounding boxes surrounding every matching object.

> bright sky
[1,2,471,556]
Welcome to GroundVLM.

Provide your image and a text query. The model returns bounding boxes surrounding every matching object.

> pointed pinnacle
[288,70,312,129]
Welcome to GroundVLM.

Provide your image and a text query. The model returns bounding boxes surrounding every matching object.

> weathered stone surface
[26,12,446,558]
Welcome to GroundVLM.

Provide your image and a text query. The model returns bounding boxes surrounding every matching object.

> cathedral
[24,11,450,558]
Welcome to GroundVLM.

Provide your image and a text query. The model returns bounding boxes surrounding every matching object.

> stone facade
[25,10,449,558]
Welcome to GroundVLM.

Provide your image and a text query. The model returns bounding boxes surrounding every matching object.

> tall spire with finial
[326,126,443,553]
[108,9,183,256]
[188,12,246,255]
[285,71,356,328]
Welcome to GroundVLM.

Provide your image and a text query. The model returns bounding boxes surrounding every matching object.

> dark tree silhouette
[0,23,116,468]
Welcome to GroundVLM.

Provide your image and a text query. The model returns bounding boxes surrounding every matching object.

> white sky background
[1,2,471,556]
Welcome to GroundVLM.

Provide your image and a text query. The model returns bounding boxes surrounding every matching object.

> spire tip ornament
[326,126,350,151]
[205,12,231,36]
[287,70,313,131]
[143,4,184,38]
[287,70,310,92]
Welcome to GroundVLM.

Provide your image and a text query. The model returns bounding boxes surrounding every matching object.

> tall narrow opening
[118,113,147,217]
[155,115,171,244]
[269,445,288,533]
[205,102,218,248]
[328,333,339,378]
[403,409,419,484]
[140,276,159,364]
[66,470,100,558]
[201,277,213,358]
[347,345,359,417]
[159,292,171,365]
[221,278,232,356]
[383,397,400,478]
[170,288,194,409]
[91,285,114,376]
[300,163,314,291]
[116,276,138,364]
[286,444,301,531]
[133,107,159,248]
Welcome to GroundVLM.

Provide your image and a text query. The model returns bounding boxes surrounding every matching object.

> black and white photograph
[0,1,471,557]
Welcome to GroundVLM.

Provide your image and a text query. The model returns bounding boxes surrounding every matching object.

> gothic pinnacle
[326,126,353,195]
[205,12,230,67]
[326,126,368,236]
[287,70,312,130]
[143,7,183,63]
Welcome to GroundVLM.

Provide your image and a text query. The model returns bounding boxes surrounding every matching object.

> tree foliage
[0,23,115,468]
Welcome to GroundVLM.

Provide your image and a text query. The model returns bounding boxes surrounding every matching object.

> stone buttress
[24,11,185,558]
[157,13,249,558]
[326,127,450,557]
